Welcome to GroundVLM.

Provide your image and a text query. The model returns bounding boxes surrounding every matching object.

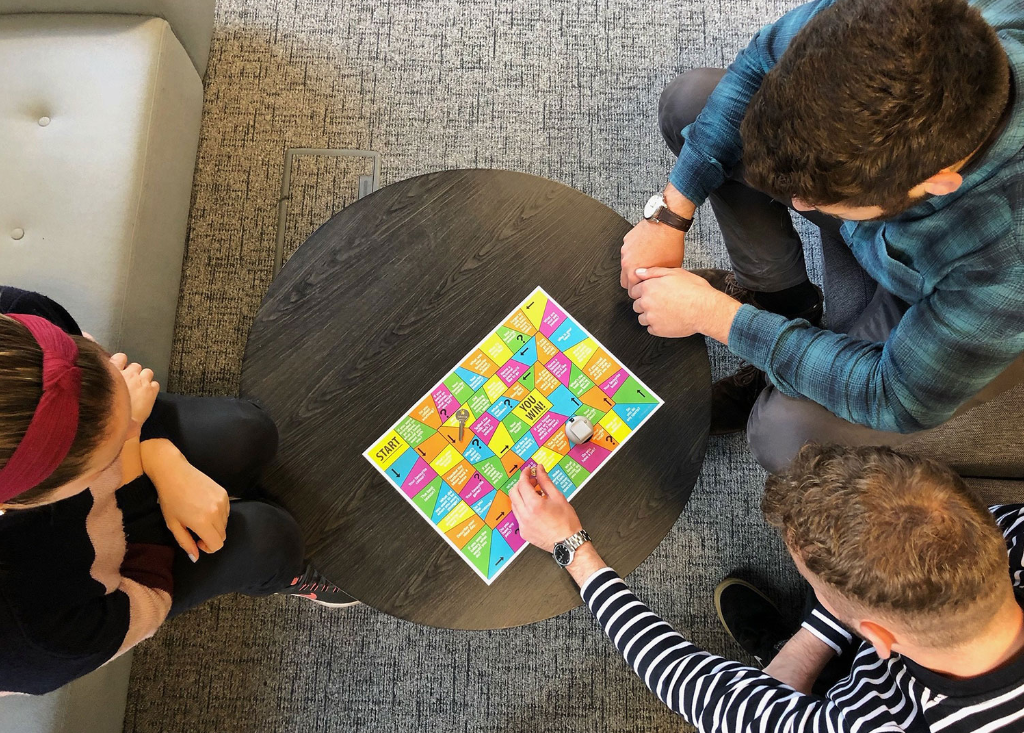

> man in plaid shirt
[623,0,1024,471]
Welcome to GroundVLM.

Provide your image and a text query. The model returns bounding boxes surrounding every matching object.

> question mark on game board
[504,399,512,407]
[606,435,614,444]
[517,334,524,342]
[472,438,481,448]
[440,408,447,418]
[473,472,480,481]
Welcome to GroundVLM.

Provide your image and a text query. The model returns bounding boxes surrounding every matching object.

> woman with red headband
[0,287,353,695]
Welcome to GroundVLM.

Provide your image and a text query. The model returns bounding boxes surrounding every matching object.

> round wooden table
[241,169,710,629]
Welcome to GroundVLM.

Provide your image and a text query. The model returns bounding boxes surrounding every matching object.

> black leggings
[144,394,305,618]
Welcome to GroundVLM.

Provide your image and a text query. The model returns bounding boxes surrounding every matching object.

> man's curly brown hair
[741,0,1010,215]
[763,445,1009,647]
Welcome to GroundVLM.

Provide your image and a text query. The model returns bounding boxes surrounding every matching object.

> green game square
[574,404,604,424]
[496,326,524,348]
[558,455,590,485]
[568,366,595,398]
[474,456,507,488]
[466,388,492,418]
[395,415,436,446]
[444,373,474,403]
[502,413,530,440]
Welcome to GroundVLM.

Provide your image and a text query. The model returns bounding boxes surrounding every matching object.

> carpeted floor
[124,1,821,731]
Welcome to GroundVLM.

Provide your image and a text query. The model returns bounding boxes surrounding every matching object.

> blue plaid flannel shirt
[672,0,1024,432]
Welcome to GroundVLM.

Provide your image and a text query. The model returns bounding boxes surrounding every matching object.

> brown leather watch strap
[653,206,693,232]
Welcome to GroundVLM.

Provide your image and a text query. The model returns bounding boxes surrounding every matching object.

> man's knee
[746,389,819,474]
[658,68,727,155]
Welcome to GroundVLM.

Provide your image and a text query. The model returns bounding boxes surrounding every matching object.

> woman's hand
[140,439,230,562]
[109,353,160,424]
[509,465,582,553]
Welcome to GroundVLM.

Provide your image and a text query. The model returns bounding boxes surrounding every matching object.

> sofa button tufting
[38,116,51,127]
[11,228,25,240]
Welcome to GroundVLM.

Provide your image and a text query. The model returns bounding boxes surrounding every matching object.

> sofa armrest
[0,0,215,75]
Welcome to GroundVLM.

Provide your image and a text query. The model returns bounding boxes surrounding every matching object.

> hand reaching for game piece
[509,465,582,553]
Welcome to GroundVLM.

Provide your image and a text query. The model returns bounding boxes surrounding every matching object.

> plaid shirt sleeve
[729,208,1024,432]
[668,0,837,205]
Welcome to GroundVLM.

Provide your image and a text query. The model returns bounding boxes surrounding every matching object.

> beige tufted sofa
[0,0,215,385]
[0,1,213,730]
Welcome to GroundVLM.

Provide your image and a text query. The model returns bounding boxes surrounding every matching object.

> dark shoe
[693,268,824,326]
[691,268,760,307]
[710,364,767,435]
[714,577,794,668]
[280,562,360,608]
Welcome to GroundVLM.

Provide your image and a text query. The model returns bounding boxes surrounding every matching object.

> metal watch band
[653,206,693,232]
[562,529,591,551]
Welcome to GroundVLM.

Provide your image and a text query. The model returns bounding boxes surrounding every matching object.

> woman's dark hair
[741,0,1011,215]
[0,315,116,506]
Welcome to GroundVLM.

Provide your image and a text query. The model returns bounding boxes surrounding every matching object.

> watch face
[553,543,572,567]
[643,193,664,220]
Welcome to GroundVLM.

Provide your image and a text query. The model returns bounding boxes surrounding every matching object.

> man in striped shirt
[510,447,1024,732]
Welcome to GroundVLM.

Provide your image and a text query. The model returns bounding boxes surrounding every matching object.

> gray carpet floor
[124,1,821,730]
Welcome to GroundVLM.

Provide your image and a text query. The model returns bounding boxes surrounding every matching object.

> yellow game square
[512,390,553,426]
[436,501,475,533]
[532,447,563,472]
[480,333,514,366]
[368,431,409,471]
[429,444,462,475]
[482,375,507,403]
[599,412,631,443]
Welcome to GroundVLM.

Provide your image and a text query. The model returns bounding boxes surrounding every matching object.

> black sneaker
[714,577,795,668]
[710,364,768,435]
[693,268,824,326]
[691,268,760,307]
[280,563,360,608]
[697,269,823,435]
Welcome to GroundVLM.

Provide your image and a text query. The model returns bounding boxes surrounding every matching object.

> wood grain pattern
[241,170,710,629]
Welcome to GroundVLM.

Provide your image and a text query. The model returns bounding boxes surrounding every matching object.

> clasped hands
[109,352,230,563]
[619,205,741,346]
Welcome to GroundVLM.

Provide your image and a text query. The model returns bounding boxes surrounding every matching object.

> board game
[363,287,663,584]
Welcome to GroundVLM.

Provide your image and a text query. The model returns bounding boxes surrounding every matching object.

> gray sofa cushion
[0,0,215,75]
[902,382,1024,479]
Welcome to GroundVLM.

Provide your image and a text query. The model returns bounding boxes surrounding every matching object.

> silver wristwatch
[553,529,591,567]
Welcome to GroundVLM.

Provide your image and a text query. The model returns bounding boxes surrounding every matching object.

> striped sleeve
[801,601,858,657]
[990,504,1024,588]
[580,568,854,733]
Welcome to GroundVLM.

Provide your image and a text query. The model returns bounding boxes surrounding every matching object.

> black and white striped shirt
[580,504,1024,733]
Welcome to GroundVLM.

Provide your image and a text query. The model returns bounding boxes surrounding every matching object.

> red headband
[0,315,82,502]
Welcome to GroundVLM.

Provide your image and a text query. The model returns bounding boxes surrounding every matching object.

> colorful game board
[364,287,663,584]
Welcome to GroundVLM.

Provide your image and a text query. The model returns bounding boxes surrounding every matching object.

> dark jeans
[144,394,305,618]
[658,68,1024,472]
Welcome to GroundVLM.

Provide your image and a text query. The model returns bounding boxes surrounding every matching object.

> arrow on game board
[603,397,613,406]
[637,390,645,398]
[496,557,505,565]
[417,447,426,456]
[496,511,506,520]
[391,469,399,478]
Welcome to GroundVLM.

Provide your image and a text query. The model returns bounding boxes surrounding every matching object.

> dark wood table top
[241,169,710,629]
